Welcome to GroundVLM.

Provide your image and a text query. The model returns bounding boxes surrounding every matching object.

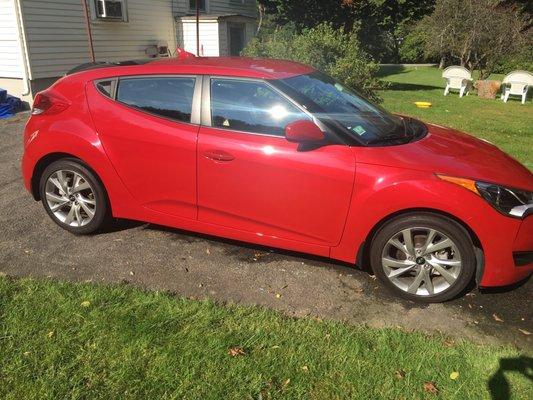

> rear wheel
[369,213,476,302]
[39,159,109,234]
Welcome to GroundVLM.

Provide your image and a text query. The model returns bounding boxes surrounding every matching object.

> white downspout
[13,0,31,97]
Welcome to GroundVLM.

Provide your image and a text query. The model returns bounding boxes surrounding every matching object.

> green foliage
[491,46,533,74]
[243,23,382,101]
[260,1,436,62]
[417,0,530,78]
[398,24,432,63]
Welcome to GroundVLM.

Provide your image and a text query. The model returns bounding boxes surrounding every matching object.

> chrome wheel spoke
[388,265,417,278]
[63,205,76,225]
[425,238,453,254]
[71,180,90,194]
[428,261,457,285]
[74,205,83,226]
[420,229,437,255]
[401,229,415,256]
[79,200,95,218]
[407,269,425,294]
[423,269,434,295]
[387,238,409,256]
[382,257,414,269]
[49,177,66,194]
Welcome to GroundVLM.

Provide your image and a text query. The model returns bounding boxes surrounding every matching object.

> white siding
[173,0,257,18]
[21,0,177,79]
[182,20,219,56]
[0,0,24,78]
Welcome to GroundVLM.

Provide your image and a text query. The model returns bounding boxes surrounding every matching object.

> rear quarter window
[116,77,196,123]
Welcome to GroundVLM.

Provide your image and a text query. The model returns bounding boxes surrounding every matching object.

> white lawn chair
[501,70,533,104]
[442,66,473,97]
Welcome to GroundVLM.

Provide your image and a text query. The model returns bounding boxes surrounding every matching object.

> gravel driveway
[1,113,531,349]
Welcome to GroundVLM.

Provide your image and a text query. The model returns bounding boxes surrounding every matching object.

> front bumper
[479,214,533,287]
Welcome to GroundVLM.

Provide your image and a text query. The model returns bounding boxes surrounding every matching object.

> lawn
[378,66,532,168]
[1,276,531,400]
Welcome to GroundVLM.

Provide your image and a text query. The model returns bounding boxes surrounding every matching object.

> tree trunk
[438,56,446,69]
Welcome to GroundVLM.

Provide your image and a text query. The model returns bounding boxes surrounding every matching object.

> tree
[242,23,382,101]
[259,1,436,62]
[419,0,530,78]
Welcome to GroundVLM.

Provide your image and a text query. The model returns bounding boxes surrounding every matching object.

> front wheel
[369,213,477,303]
[39,159,109,234]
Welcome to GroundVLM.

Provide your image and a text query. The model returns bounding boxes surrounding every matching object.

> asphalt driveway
[1,113,531,349]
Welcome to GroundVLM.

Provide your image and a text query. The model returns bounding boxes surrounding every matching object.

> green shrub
[491,46,533,74]
[243,23,382,102]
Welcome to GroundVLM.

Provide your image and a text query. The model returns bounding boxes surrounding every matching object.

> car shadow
[487,356,532,400]
[385,82,443,91]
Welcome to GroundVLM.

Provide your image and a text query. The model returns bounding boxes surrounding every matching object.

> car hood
[356,122,533,191]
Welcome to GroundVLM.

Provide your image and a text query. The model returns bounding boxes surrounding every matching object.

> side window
[95,79,115,98]
[117,77,196,123]
[210,78,309,136]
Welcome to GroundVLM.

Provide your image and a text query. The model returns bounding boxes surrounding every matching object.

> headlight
[475,182,532,217]
[437,174,533,218]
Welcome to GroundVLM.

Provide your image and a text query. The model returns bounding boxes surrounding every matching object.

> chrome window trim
[201,75,323,138]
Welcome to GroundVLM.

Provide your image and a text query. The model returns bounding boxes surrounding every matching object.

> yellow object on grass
[414,101,432,108]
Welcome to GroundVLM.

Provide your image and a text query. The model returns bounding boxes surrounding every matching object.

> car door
[197,77,355,246]
[87,75,201,219]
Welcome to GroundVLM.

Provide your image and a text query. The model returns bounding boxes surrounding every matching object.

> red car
[22,57,532,302]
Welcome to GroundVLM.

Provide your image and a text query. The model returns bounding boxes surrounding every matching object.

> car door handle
[203,150,235,162]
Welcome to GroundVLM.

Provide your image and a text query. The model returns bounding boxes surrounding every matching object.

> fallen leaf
[282,378,290,388]
[492,313,504,323]
[450,371,459,380]
[80,301,91,308]
[206,248,211,255]
[23,351,30,356]
[301,365,309,372]
[47,331,54,338]
[271,345,280,349]
[129,271,135,276]
[443,338,455,347]
[518,328,531,336]
[275,293,281,298]
[423,382,438,395]
[395,370,406,379]
[228,346,245,357]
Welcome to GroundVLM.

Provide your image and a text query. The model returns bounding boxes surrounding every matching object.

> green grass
[1,276,531,399]
[378,66,532,168]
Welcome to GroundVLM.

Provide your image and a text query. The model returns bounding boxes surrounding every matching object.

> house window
[189,0,206,12]
[93,0,128,22]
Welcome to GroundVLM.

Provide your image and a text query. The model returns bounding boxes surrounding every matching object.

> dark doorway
[229,24,245,56]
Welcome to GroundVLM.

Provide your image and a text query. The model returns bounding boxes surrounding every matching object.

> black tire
[39,158,110,234]
[369,213,476,303]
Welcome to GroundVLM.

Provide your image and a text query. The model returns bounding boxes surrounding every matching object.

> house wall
[20,0,177,80]
[173,0,257,18]
[181,19,220,56]
[0,0,24,79]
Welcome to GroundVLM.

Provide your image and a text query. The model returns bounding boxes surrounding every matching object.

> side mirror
[285,120,325,143]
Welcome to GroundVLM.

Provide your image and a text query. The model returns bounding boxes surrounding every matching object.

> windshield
[273,71,414,145]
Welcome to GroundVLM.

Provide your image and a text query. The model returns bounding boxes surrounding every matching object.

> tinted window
[117,77,195,123]
[274,72,410,145]
[96,80,114,97]
[210,79,308,136]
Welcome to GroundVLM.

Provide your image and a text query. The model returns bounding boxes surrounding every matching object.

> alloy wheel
[381,227,462,296]
[44,169,96,227]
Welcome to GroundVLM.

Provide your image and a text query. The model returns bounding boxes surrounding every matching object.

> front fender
[331,163,522,286]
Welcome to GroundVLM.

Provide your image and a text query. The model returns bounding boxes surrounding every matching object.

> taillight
[31,90,70,115]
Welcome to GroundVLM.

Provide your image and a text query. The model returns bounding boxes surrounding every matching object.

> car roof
[148,57,315,79]
[67,57,315,81]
